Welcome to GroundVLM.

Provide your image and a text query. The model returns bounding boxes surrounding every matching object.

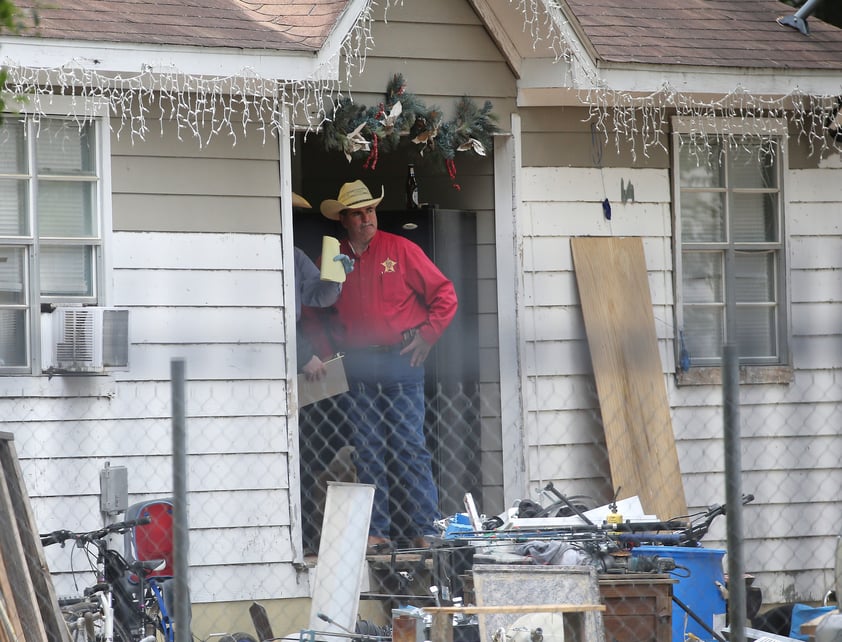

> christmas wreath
[320,74,500,188]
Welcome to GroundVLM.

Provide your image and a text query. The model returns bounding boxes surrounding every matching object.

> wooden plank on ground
[570,237,687,520]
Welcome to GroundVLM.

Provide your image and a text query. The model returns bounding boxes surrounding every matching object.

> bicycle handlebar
[40,516,152,547]
[677,493,754,545]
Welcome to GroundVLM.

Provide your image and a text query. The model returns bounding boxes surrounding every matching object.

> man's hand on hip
[400,333,431,367]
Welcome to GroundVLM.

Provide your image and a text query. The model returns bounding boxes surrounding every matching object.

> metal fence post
[171,358,190,642]
[723,344,746,642]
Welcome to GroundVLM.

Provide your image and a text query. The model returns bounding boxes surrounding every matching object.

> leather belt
[356,343,402,353]
[347,327,418,354]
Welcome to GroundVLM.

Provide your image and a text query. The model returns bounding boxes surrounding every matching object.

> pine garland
[321,74,500,185]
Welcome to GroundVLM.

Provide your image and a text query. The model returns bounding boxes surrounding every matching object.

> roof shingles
[562,0,842,70]
[12,0,351,52]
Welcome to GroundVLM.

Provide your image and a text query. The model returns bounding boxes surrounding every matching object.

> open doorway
[292,133,487,551]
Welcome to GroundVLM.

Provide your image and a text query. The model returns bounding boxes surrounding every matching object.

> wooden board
[571,237,687,520]
[0,432,69,642]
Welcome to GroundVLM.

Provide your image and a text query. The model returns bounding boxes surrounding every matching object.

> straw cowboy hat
[292,192,312,209]
[320,180,384,220]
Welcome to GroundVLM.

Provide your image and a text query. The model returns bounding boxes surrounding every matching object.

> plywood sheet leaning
[0,432,69,642]
[570,237,687,520]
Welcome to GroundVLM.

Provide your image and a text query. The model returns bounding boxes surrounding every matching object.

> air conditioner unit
[44,307,130,374]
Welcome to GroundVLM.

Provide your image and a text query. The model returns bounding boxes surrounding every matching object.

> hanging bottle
[406,164,420,209]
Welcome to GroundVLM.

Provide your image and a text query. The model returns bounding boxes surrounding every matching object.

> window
[0,108,108,375]
[672,117,789,377]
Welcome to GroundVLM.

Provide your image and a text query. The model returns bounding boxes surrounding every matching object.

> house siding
[1,112,303,604]
[519,105,842,603]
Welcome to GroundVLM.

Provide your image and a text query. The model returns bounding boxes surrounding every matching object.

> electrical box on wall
[100,463,128,515]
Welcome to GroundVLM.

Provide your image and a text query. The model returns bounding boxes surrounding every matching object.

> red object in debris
[125,499,175,580]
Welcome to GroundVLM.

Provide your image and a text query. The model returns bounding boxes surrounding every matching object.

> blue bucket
[631,545,727,642]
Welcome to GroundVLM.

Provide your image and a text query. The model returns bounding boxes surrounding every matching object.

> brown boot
[366,535,393,555]
[412,535,435,550]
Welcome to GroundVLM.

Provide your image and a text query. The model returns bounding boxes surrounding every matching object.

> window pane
[735,252,776,303]
[35,120,96,175]
[736,305,776,358]
[732,192,778,242]
[38,180,96,237]
[683,306,724,360]
[681,191,725,242]
[0,309,28,367]
[682,252,723,303]
[0,121,26,174]
[0,247,26,304]
[730,141,778,189]
[679,140,723,188]
[0,179,29,236]
[40,245,94,297]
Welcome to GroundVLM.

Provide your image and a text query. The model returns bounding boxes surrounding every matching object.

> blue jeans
[339,348,440,539]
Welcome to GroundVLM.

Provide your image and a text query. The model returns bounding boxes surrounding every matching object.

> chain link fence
[6,351,842,642]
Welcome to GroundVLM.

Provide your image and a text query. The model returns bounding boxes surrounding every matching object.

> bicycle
[41,517,174,642]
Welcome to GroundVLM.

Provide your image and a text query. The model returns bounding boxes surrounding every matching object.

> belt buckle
[400,328,417,347]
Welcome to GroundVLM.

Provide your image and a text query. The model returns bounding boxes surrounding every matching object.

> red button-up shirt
[336,230,458,349]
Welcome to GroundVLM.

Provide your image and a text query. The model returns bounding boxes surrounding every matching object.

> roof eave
[0,0,371,85]
[518,62,842,106]
[0,36,340,83]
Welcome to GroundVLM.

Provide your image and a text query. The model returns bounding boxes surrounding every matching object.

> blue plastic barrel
[631,545,727,642]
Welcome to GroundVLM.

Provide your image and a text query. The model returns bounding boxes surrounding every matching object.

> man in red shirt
[321,180,458,552]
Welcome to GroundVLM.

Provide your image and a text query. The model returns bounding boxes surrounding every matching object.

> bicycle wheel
[61,600,133,642]
[60,599,99,642]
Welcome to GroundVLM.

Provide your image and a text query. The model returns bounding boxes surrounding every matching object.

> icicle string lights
[3,0,842,157]
[514,0,842,158]
[1,0,403,146]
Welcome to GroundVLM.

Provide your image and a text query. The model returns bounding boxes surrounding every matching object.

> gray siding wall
[1,114,304,604]
[519,105,842,604]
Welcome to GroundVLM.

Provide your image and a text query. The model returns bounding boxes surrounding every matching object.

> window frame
[1,96,113,377]
[671,116,793,385]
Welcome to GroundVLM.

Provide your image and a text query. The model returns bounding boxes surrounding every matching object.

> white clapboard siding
[792,301,842,336]
[522,167,670,203]
[21,453,289,498]
[532,410,606,445]
[33,488,290,536]
[524,202,671,238]
[128,307,285,343]
[113,232,283,270]
[786,168,842,203]
[113,194,282,234]
[789,201,842,234]
[527,443,608,479]
[530,376,600,412]
[111,157,281,197]
[790,268,842,303]
[113,270,284,307]
[790,236,842,270]
[4,381,287,424]
[124,344,287,381]
[110,119,281,160]
[188,562,308,603]
[523,236,671,273]
[750,570,832,608]
[189,526,293,566]
[523,339,592,377]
